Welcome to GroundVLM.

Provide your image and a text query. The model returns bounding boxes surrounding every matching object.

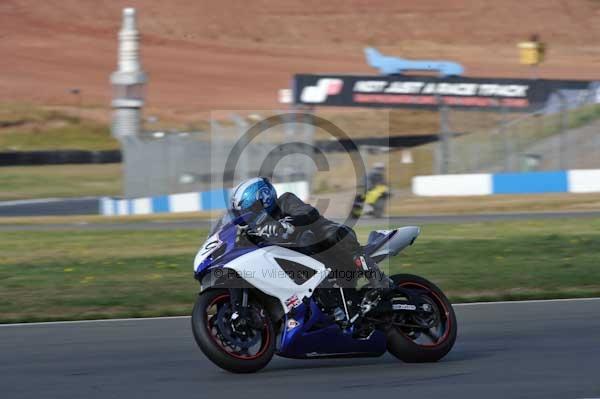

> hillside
[1,0,599,118]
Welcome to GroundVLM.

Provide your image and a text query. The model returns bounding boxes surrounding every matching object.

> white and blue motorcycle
[191,213,457,373]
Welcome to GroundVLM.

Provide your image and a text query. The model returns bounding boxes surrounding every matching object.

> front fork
[229,287,249,309]
[227,288,264,331]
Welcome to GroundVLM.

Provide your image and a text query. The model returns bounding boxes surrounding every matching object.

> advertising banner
[293,74,598,112]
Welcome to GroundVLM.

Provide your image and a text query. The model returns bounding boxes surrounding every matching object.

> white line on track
[0,197,98,207]
[0,315,190,327]
[453,296,600,306]
[1,297,599,328]
[0,198,64,207]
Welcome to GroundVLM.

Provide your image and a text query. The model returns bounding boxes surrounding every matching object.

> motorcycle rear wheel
[191,288,275,373]
[386,274,457,363]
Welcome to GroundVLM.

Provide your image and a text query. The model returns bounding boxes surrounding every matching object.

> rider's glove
[248,213,295,240]
[279,217,296,239]
[249,220,283,238]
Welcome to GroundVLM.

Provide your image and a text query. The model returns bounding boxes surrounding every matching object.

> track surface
[2,210,600,231]
[2,299,599,399]
[0,197,99,217]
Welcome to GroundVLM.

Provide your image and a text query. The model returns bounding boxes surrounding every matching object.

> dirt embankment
[1,0,599,120]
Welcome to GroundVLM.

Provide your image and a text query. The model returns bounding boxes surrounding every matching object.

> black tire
[191,288,275,373]
[386,274,457,363]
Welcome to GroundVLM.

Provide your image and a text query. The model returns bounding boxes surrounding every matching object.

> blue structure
[100,181,310,216]
[492,171,569,194]
[412,169,600,196]
[364,47,464,77]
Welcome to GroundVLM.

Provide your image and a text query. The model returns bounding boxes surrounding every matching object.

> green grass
[0,229,203,323]
[0,164,122,201]
[0,104,122,200]
[378,219,600,302]
[0,104,117,151]
[1,218,600,323]
[0,105,122,200]
[567,103,600,130]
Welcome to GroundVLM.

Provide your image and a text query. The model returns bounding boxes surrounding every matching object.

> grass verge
[387,192,600,215]
[0,164,122,201]
[0,104,117,151]
[2,218,600,323]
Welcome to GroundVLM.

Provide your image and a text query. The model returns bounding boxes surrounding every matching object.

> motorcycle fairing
[364,226,420,262]
[222,246,329,313]
[192,214,412,359]
[193,217,329,314]
[277,300,387,358]
[194,217,243,274]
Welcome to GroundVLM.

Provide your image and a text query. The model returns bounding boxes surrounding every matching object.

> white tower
[111,8,147,138]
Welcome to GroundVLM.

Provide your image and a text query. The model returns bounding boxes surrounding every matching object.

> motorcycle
[191,212,457,373]
[351,184,390,219]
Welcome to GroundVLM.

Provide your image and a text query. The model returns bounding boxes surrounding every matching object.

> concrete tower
[111,8,147,138]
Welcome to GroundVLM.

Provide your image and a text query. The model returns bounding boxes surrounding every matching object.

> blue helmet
[230,177,278,216]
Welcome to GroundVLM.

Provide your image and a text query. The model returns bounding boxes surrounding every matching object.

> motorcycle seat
[363,227,421,262]
[363,230,396,256]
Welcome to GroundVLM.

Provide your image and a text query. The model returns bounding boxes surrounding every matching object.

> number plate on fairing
[194,233,223,271]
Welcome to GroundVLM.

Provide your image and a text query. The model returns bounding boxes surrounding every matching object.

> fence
[119,112,316,198]
[118,90,600,199]
[435,89,600,175]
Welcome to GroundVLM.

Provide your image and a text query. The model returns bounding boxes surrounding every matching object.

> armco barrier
[0,150,121,166]
[412,169,600,196]
[100,181,310,216]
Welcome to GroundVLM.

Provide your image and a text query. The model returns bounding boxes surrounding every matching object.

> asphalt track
[0,197,99,217]
[2,193,600,224]
[2,210,600,231]
[2,298,599,399]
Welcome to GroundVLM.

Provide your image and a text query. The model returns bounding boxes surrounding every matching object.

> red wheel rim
[205,294,271,360]
[396,282,452,348]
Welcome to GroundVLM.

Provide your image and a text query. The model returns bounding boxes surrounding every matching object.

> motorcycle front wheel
[386,274,457,363]
[191,288,275,373]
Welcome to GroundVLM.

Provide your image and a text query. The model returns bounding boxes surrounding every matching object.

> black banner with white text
[293,75,599,112]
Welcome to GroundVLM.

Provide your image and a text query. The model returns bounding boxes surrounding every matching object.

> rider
[229,177,392,289]
[367,162,386,190]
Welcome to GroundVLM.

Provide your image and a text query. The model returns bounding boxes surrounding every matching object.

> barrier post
[557,92,568,170]
[437,95,451,174]
[499,104,514,172]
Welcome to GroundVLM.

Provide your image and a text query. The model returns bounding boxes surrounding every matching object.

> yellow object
[365,184,389,205]
[518,41,545,65]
